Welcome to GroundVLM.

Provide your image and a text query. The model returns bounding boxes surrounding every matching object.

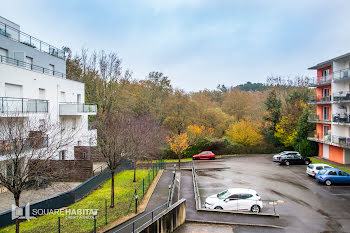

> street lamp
[135,195,139,214]
[92,210,98,233]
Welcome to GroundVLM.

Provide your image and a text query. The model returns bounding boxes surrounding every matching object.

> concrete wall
[140,199,186,233]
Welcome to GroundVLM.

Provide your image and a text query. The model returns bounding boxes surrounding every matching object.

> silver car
[273,151,300,162]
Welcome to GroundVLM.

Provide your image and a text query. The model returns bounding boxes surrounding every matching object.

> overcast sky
[2,0,350,91]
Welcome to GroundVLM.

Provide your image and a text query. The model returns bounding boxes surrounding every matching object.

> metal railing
[192,160,201,210]
[333,91,350,102]
[0,135,48,155]
[0,55,67,79]
[308,113,331,122]
[333,68,350,82]
[0,97,48,113]
[0,21,65,59]
[308,75,332,86]
[308,95,331,104]
[333,114,350,124]
[332,135,350,148]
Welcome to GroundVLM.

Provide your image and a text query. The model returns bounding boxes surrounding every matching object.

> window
[89,138,92,146]
[39,88,46,100]
[316,166,323,170]
[217,190,230,199]
[77,140,81,146]
[323,69,330,77]
[82,152,87,160]
[59,150,66,160]
[240,194,253,199]
[328,171,337,176]
[228,194,240,200]
[0,47,8,57]
[72,118,76,130]
[323,125,329,136]
[77,94,81,103]
[323,88,329,97]
[323,106,329,121]
[39,119,45,130]
[338,171,348,176]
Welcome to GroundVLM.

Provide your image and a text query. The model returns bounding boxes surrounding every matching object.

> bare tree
[95,112,130,208]
[127,114,167,182]
[0,116,77,233]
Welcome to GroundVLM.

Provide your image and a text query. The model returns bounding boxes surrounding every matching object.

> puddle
[269,189,311,207]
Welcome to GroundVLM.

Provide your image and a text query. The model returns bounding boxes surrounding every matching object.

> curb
[198,208,279,218]
[100,170,164,233]
[185,219,285,229]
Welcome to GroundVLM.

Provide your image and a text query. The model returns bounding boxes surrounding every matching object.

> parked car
[273,151,300,162]
[316,168,350,186]
[279,154,311,165]
[306,163,333,177]
[193,151,215,160]
[204,188,263,213]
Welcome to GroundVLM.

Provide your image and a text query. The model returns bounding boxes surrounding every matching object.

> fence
[0,160,133,228]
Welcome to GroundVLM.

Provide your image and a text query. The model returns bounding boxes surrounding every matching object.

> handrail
[0,21,65,59]
[0,97,48,113]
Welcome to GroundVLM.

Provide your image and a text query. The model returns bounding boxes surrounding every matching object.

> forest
[64,48,318,159]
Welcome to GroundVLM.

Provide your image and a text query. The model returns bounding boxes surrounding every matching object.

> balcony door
[323,69,330,78]
[323,106,329,121]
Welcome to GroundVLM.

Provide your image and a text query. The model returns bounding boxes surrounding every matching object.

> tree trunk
[178,154,181,169]
[15,194,20,233]
[133,160,136,182]
[110,171,115,208]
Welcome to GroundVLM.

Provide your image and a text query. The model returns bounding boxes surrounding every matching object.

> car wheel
[214,206,223,210]
[325,179,332,186]
[210,157,214,160]
[285,161,290,166]
[251,205,260,213]
[305,160,310,165]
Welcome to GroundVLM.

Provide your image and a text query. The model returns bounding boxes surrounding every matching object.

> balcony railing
[59,103,97,116]
[333,91,350,102]
[0,21,65,59]
[332,135,350,149]
[308,114,331,123]
[308,95,331,104]
[308,75,332,87]
[0,55,67,79]
[333,114,350,124]
[0,97,48,114]
[333,69,350,82]
[0,135,48,155]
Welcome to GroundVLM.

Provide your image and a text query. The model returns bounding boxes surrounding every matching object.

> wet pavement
[193,154,350,233]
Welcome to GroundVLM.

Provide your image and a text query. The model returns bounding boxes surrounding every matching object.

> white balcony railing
[0,97,48,114]
[59,103,97,116]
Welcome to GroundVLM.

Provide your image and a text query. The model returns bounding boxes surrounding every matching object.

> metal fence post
[105,199,107,225]
[132,222,135,233]
[94,215,96,233]
[58,216,60,233]
[152,166,154,179]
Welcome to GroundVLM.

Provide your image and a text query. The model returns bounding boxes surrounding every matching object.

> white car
[204,188,263,213]
[273,151,300,162]
[306,163,333,177]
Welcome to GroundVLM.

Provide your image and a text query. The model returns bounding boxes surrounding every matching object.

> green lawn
[310,158,350,173]
[0,169,158,233]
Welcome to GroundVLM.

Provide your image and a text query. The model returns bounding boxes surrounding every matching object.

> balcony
[308,95,331,104]
[0,134,48,155]
[333,114,350,125]
[307,131,331,143]
[59,103,97,116]
[0,21,65,59]
[0,97,48,115]
[332,135,350,149]
[333,69,350,83]
[308,75,332,87]
[333,91,350,103]
[0,55,67,79]
[307,131,350,149]
[308,114,331,123]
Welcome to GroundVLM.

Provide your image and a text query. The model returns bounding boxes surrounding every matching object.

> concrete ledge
[186,219,285,229]
[198,208,279,218]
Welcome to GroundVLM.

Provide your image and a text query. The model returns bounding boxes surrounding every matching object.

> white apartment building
[308,52,350,164]
[0,16,97,160]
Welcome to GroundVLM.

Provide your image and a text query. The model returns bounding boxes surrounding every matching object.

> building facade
[0,16,97,161]
[308,52,350,164]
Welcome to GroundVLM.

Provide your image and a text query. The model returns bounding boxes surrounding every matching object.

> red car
[193,151,215,160]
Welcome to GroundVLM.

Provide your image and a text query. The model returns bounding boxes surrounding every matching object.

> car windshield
[217,190,231,199]
[308,165,314,169]
[318,169,327,175]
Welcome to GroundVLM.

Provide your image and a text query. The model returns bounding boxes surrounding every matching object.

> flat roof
[308,52,350,70]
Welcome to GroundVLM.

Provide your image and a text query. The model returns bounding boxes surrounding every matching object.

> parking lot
[194,154,350,233]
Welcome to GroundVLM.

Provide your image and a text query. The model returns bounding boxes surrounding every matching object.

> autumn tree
[274,114,297,147]
[226,120,263,146]
[168,133,189,169]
